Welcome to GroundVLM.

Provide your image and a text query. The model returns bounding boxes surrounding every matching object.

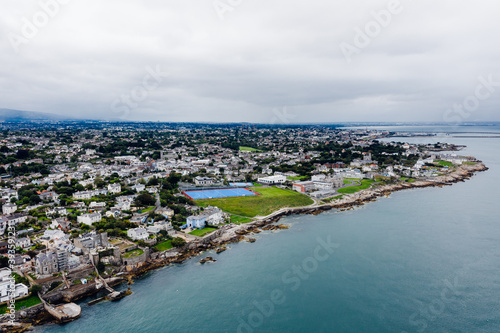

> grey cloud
[1,0,500,123]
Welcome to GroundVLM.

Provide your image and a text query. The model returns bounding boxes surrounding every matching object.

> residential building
[15,237,31,249]
[2,203,17,215]
[108,183,121,194]
[77,212,102,226]
[35,251,59,275]
[186,215,206,229]
[0,268,29,302]
[74,232,109,253]
[127,227,149,241]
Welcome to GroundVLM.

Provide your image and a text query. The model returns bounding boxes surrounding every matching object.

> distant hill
[0,108,77,122]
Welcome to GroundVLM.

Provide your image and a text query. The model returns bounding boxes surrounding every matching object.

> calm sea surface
[36,125,500,333]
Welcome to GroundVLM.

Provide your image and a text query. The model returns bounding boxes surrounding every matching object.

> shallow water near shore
[35,125,500,333]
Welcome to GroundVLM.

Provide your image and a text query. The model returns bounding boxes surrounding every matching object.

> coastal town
[0,122,487,331]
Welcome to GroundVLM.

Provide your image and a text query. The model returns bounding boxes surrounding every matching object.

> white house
[203,207,224,225]
[5,214,28,225]
[46,207,68,216]
[73,191,94,200]
[77,212,102,226]
[186,215,206,229]
[108,183,121,194]
[15,237,31,249]
[0,268,29,302]
[127,227,149,241]
[89,202,106,210]
[132,184,146,193]
[2,203,17,215]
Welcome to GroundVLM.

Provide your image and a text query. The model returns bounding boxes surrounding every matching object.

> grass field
[0,295,41,313]
[437,160,454,167]
[197,187,314,217]
[230,215,253,224]
[343,180,353,184]
[189,227,218,237]
[337,179,375,194]
[138,206,155,214]
[239,146,261,152]
[123,249,144,258]
[154,240,173,251]
[287,176,308,181]
[325,195,344,202]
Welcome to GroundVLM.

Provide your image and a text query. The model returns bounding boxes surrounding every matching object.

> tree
[135,193,155,206]
[16,149,30,160]
[147,177,159,186]
[0,256,8,268]
[97,261,106,273]
[172,237,186,247]
[30,285,42,294]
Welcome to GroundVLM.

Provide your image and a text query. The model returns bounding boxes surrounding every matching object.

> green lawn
[138,206,155,214]
[337,179,375,194]
[123,249,144,258]
[239,146,261,152]
[437,160,453,167]
[0,295,41,313]
[343,180,353,184]
[197,187,314,217]
[287,176,308,181]
[230,215,253,224]
[189,227,218,237]
[326,195,344,202]
[154,240,173,251]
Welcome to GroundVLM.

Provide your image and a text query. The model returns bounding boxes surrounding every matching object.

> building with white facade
[108,183,121,194]
[2,203,17,215]
[127,227,149,241]
[77,212,102,226]
[0,268,29,302]
[257,175,287,185]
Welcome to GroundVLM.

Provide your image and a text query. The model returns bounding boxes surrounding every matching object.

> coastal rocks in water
[200,257,216,264]
[215,247,226,254]
[261,224,289,231]
[236,229,253,235]
[246,238,256,243]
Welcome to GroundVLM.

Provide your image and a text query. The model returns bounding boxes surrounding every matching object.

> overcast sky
[1,1,500,123]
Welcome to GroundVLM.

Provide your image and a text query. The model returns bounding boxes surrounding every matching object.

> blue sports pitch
[183,188,258,200]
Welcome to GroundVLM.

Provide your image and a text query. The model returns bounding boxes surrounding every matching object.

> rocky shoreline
[128,162,489,277]
[4,162,487,332]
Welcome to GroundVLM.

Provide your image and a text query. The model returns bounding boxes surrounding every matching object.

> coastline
[5,162,488,332]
